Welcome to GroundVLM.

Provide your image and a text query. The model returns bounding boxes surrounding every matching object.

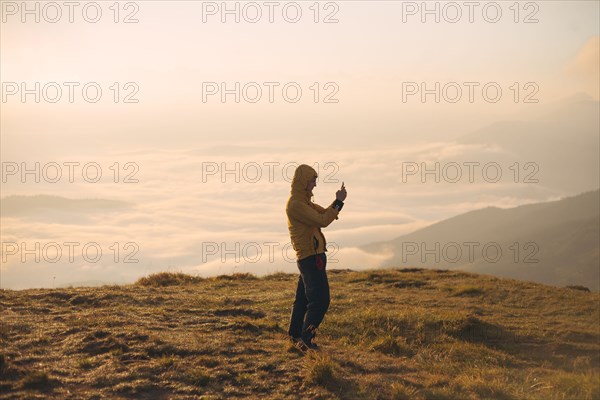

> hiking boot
[306,340,320,350]
[299,337,320,351]
[290,336,318,352]
[291,337,309,351]
[294,325,320,351]
[296,338,319,352]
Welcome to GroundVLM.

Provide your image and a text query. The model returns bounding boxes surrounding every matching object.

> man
[286,164,347,350]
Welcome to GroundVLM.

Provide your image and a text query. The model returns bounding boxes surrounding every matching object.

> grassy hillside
[1,268,598,399]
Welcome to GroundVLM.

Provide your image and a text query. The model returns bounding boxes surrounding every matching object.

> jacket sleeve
[312,202,341,220]
[288,199,340,228]
[312,203,327,213]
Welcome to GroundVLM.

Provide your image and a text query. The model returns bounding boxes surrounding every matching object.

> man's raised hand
[336,182,347,201]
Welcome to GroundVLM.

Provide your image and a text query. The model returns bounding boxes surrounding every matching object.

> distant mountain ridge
[362,190,600,291]
[457,95,599,195]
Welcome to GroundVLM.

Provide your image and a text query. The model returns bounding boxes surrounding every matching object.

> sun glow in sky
[1,1,599,288]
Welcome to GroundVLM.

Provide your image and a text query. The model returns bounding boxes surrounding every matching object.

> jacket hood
[290,164,317,199]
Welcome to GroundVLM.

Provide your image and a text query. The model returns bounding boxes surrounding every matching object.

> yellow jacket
[286,164,342,261]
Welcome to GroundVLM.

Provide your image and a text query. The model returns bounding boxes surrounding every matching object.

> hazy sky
[1,1,599,288]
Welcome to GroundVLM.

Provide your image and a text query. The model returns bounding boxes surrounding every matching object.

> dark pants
[288,253,330,341]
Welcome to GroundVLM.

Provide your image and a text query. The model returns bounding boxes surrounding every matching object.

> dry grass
[0,268,598,399]
[135,271,205,286]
